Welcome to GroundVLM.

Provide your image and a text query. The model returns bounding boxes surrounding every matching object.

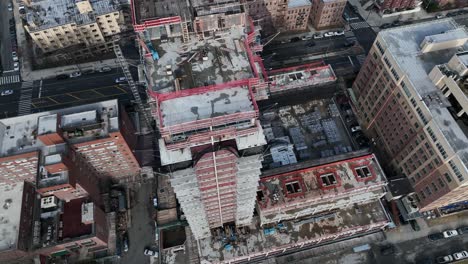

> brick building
[375,0,417,11]
[351,19,468,213]
[310,0,346,30]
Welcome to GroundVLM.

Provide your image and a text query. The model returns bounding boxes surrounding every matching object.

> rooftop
[260,97,356,169]
[198,200,389,263]
[133,0,191,24]
[61,198,93,239]
[257,154,386,223]
[288,0,312,8]
[379,19,468,171]
[26,0,121,32]
[146,27,253,93]
[160,87,254,127]
[0,182,24,252]
[0,100,120,157]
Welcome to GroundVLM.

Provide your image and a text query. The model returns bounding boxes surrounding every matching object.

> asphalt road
[0,0,14,72]
[0,67,142,118]
[121,180,156,264]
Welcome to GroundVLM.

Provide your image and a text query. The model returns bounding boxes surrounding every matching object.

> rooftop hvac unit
[401,194,419,214]
[41,196,58,209]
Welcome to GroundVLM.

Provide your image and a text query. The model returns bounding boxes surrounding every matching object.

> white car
[1,90,13,96]
[98,66,112,72]
[8,3,13,11]
[115,76,127,84]
[453,251,468,260]
[13,62,19,71]
[324,32,334,37]
[442,229,459,238]
[351,126,362,133]
[144,248,158,257]
[313,34,323,39]
[334,30,345,36]
[12,51,18,62]
[69,71,81,78]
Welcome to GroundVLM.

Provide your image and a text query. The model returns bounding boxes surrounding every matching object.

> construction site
[125,0,392,263]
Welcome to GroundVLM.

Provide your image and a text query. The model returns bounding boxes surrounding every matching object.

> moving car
[453,251,468,260]
[144,248,158,257]
[1,90,13,96]
[306,41,316,47]
[69,71,81,78]
[428,232,444,241]
[13,62,19,71]
[344,40,355,48]
[436,255,453,264]
[442,229,458,238]
[115,76,127,84]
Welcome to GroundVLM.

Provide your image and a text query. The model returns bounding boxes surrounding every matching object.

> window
[427,127,437,142]
[416,107,427,125]
[448,160,464,182]
[376,41,384,54]
[391,68,400,80]
[431,182,439,192]
[436,143,447,159]
[438,177,445,188]
[320,173,337,186]
[425,186,432,196]
[355,166,372,178]
[285,181,302,194]
[444,172,453,183]
[401,81,411,98]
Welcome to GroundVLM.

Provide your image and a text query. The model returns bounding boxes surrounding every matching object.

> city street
[121,180,156,264]
[0,0,15,72]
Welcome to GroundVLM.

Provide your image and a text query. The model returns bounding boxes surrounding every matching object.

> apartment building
[310,0,346,29]
[375,0,417,11]
[352,19,468,213]
[243,0,311,32]
[24,0,123,53]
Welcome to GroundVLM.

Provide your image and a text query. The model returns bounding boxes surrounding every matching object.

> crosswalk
[18,81,33,116]
[350,21,370,30]
[0,75,20,85]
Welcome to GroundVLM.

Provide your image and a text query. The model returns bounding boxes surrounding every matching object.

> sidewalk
[385,210,468,244]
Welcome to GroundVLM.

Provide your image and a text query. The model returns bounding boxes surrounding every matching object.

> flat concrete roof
[0,182,24,252]
[147,27,253,93]
[160,87,254,126]
[288,0,311,8]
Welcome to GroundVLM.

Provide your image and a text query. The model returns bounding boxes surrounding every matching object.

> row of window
[418,173,453,201]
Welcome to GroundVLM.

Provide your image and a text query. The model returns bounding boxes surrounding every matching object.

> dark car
[428,232,445,241]
[306,41,316,47]
[344,40,355,47]
[380,245,395,256]
[290,37,301,42]
[56,74,69,80]
[457,226,468,234]
[410,219,420,231]
[380,23,392,29]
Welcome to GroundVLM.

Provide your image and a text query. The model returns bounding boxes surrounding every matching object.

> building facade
[24,0,123,53]
[375,0,417,11]
[310,0,346,30]
[352,19,468,213]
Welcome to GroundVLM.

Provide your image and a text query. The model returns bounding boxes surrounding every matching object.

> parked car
[442,229,458,238]
[83,69,95,74]
[453,251,468,260]
[301,35,312,40]
[11,51,18,62]
[409,219,420,231]
[344,40,355,48]
[144,248,158,257]
[456,226,468,234]
[8,3,13,11]
[436,14,444,19]
[153,197,158,208]
[98,66,112,72]
[1,90,13,96]
[115,76,127,84]
[69,71,81,78]
[380,23,392,29]
[290,37,301,42]
[436,255,453,264]
[313,33,323,39]
[428,232,445,241]
[56,74,69,80]
[380,245,395,256]
[334,30,345,36]
[351,126,361,133]
[13,62,19,71]
[324,32,334,37]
